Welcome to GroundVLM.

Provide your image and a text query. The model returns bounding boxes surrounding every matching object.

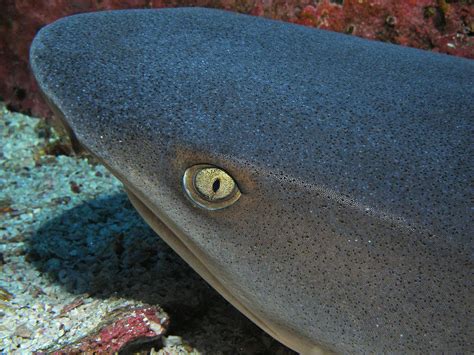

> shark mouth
[123,183,331,355]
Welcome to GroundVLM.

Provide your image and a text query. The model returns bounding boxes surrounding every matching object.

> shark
[30,8,473,354]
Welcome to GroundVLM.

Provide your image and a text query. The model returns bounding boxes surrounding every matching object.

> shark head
[30,8,473,354]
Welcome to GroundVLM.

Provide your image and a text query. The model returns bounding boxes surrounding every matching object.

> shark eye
[183,164,241,210]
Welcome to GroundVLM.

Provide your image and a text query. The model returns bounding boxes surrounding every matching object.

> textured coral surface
[56,306,169,353]
[1,0,473,117]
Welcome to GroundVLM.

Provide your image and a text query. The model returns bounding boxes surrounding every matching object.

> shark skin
[30,8,473,354]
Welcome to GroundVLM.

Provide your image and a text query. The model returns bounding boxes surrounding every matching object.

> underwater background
[1,0,473,353]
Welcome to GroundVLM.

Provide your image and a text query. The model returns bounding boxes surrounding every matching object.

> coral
[51,306,169,353]
[291,0,473,58]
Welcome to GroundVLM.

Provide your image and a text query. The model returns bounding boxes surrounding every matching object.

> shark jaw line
[122,183,331,355]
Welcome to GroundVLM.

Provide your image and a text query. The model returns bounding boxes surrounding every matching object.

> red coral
[53,306,169,353]
[293,0,473,57]
[88,308,163,351]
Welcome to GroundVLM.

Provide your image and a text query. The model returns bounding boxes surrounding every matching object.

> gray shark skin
[30,8,473,354]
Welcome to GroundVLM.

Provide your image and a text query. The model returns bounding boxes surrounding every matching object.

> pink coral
[53,306,169,353]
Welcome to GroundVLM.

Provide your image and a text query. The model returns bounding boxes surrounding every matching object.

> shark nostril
[183,164,241,210]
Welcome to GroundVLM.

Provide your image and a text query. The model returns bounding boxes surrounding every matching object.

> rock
[292,0,474,59]
[51,305,169,353]
[163,335,183,347]
[0,287,13,302]
[14,324,33,339]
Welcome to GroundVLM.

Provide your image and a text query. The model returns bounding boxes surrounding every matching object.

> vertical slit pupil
[212,178,220,193]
